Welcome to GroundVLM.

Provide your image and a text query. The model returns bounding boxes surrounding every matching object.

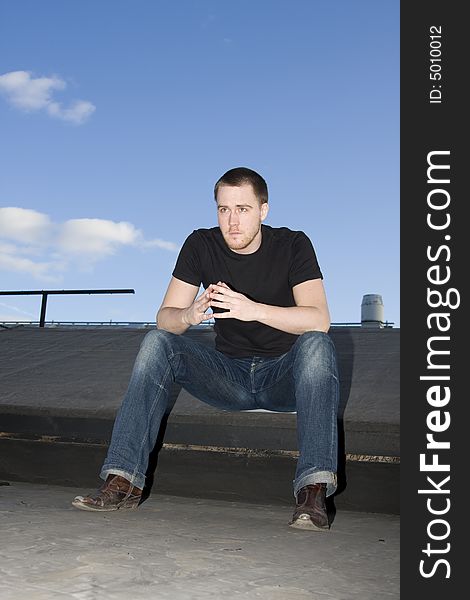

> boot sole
[71,497,140,512]
[289,515,330,531]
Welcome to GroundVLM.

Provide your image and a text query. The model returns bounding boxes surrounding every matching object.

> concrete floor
[0,482,399,600]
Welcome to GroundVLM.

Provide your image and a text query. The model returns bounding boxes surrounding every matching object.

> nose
[229,211,239,226]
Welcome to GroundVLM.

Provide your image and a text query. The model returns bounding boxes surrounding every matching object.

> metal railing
[0,289,135,327]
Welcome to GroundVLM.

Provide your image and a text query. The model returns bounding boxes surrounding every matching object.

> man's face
[216,183,269,254]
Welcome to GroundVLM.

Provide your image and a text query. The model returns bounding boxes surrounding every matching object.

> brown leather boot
[72,475,142,512]
[289,483,329,531]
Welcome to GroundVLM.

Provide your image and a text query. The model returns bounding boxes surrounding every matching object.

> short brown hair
[214,167,268,205]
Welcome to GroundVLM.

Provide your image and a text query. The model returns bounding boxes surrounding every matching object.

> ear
[260,202,269,221]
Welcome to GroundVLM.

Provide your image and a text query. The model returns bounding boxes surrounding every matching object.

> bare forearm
[156,306,190,335]
[255,304,330,335]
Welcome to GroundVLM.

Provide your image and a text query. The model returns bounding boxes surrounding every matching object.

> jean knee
[294,331,338,375]
[135,329,175,368]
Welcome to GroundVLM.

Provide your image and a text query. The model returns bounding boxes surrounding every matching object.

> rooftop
[1,481,399,599]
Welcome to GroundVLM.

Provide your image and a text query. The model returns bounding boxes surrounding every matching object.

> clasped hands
[208,281,260,321]
[185,281,260,326]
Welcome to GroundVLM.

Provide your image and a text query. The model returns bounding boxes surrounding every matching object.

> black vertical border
[401,1,465,597]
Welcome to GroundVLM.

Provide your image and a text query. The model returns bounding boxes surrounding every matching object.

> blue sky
[0,0,399,326]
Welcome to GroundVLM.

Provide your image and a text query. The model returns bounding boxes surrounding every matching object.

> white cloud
[0,251,60,281]
[47,99,96,125]
[0,70,64,110]
[59,218,140,256]
[0,207,179,281]
[0,207,52,243]
[141,238,180,252]
[0,70,95,124]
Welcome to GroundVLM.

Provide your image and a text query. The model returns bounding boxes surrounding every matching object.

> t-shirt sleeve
[171,231,202,287]
[288,232,323,288]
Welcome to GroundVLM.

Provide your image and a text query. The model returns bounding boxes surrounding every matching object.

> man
[72,167,339,531]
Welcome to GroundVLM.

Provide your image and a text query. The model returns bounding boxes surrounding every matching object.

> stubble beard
[223,223,261,252]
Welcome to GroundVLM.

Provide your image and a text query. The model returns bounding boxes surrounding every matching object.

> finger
[210,299,230,308]
[199,300,211,312]
[200,312,214,321]
[196,300,209,312]
[212,285,235,297]
[198,291,211,303]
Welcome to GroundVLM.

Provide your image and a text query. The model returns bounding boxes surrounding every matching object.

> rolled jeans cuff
[293,470,337,498]
[100,467,146,491]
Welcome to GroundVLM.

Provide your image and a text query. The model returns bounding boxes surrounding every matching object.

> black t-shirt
[172,224,323,357]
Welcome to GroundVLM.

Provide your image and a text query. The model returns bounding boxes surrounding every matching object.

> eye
[239,207,247,212]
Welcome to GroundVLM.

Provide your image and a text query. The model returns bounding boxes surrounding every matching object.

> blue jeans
[101,329,340,497]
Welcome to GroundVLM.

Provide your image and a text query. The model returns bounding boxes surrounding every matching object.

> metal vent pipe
[361,294,384,328]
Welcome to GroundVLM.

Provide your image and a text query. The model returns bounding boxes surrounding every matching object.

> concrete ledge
[0,438,399,514]
[0,325,399,513]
